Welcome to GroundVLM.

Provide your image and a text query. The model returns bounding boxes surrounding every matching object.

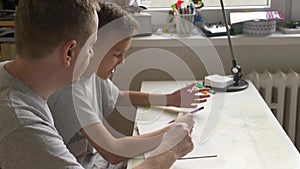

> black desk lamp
[219,0,248,92]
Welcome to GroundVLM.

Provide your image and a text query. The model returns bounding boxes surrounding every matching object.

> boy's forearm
[81,123,165,158]
[133,125,170,139]
[117,91,172,107]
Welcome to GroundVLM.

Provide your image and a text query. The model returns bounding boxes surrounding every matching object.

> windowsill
[145,5,270,12]
[131,31,300,47]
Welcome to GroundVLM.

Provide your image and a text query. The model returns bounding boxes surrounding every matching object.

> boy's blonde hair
[98,1,139,34]
[15,0,99,59]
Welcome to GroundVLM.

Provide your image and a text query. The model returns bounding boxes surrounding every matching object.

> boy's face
[97,38,132,79]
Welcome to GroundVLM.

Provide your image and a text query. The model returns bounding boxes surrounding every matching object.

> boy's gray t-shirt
[0,61,83,169]
[48,74,119,168]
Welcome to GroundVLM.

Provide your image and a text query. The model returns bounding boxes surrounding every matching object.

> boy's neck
[4,57,66,100]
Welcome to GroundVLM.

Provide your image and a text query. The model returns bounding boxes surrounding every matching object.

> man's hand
[170,132,194,159]
[150,123,194,158]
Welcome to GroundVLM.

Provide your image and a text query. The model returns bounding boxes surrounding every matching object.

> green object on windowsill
[285,21,299,29]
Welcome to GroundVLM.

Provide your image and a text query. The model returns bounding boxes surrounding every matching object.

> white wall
[113,41,300,91]
[291,0,300,20]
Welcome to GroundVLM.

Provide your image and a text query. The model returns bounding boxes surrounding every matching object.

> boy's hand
[166,82,210,108]
[173,112,195,130]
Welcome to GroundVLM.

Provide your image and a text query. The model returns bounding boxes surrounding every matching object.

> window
[141,0,271,9]
[112,0,289,22]
[291,0,300,20]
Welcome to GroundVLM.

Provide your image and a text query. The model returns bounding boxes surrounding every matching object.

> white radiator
[246,70,300,146]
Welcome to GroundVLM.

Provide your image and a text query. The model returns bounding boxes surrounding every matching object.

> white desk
[127,81,300,169]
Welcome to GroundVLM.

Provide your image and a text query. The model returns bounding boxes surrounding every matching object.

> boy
[0,0,195,169]
[48,1,208,168]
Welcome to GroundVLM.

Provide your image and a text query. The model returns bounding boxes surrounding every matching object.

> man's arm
[134,123,194,169]
[134,150,178,169]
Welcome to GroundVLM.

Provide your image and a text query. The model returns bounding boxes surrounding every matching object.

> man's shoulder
[0,123,84,169]
[0,101,20,142]
[0,61,13,87]
[0,79,54,143]
[0,93,53,141]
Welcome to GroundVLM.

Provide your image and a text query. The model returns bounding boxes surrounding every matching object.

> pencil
[190,106,204,113]
[167,106,204,124]
[178,154,218,160]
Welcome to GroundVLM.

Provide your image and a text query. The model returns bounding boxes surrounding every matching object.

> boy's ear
[62,40,77,67]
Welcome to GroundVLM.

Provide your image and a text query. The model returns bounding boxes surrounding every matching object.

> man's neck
[4,58,63,100]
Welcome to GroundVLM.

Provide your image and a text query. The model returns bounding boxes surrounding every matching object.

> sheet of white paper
[230,12,267,24]
[230,11,284,24]
[137,121,218,159]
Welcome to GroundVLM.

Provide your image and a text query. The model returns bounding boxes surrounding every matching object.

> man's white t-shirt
[0,61,83,169]
[48,74,119,168]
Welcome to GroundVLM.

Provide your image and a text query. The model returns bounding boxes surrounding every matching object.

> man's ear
[62,40,77,67]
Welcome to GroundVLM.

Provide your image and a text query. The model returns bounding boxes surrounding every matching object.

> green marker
[196,82,216,94]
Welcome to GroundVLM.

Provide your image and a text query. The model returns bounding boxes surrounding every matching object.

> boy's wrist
[166,93,175,107]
